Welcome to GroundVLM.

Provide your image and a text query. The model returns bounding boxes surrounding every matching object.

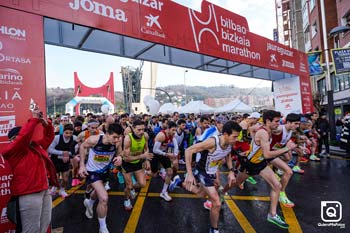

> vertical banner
[308,51,323,76]
[273,77,302,116]
[299,75,314,113]
[331,48,350,75]
[0,7,45,143]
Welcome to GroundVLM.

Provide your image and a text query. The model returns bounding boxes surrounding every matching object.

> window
[311,21,317,38]
[304,26,310,44]
[341,10,350,27]
[309,0,315,11]
[317,78,326,96]
[333,73,350,92]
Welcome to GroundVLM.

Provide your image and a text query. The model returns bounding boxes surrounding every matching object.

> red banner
[0,7,46,143]
[0,0,309,77]
[0,155,15,233]
[299,75,314,113]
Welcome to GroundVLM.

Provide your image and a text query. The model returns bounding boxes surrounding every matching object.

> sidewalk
[330,145,347,157]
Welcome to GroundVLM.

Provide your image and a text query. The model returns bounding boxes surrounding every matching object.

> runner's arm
[259,131,295,159]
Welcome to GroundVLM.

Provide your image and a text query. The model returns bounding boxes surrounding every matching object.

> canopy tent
[215,99,253,113]
[180,101,214,114]
[158,103,179,114]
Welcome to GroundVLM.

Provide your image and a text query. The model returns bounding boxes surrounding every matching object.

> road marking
[280,204,302,233]
[124,179,151,233]
[52,182,85,208]
[225,198,256,233]
[147,193,201,198]
[73,190,125,195]
[232,196,270,201]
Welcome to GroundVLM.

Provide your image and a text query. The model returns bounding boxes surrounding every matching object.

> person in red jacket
[1,106,58,233]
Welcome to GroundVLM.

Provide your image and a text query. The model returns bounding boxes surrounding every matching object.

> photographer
[0,106,58,233]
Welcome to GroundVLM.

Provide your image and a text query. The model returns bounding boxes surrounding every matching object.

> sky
[45,0,276,92]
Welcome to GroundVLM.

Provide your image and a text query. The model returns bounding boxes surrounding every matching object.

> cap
[8,126,21,140]
[248,112,260,119]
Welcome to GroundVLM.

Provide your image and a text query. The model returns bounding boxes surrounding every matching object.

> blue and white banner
[331,48,350,75]
[308,51,323,76]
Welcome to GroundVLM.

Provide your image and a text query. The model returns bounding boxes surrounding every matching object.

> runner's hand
[286,140,297,150]
[113,155,122,166]
[62,151,70,163]
[185,173,196,191]
[227,171,236,187]
[143,153,154,160]
[78,166,88,178]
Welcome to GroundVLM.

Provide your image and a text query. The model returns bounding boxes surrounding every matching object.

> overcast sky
[45,0,276,91]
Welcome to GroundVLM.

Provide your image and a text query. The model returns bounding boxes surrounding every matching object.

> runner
[79,123,123,233]
[171,121,241,233]
[121,119,153,210]
[224,110,297,229]
[48,123,77,198]
[152,121,178,201]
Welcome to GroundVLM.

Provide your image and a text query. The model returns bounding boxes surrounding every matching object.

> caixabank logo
[141,14,165,39]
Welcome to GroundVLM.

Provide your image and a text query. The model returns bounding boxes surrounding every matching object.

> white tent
[215,99,253,113]
[180,101,214,114]
[158,103,179,114]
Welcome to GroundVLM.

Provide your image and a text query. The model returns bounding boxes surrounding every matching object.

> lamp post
[184,70,188,105]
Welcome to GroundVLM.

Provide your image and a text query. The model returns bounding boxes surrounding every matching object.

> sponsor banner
[331,48,350,75]
[299,75,314,114]
[0,155,15,232]
[308,51,324,76]
[273,77,302,116]
[0,7,45,143]
[0,0,308,77]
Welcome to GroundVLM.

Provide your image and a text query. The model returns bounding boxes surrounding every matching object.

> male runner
[79,123,123,233]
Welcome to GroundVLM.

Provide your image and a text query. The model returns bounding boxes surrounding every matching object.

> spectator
[340,114,350,159]
[1,106,58,233]
[316,112,330,158]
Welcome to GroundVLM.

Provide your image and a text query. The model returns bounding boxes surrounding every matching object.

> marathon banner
[308,51,323,76]
[0,0,308,77]
[331,48,350,75]
[0,7,46,143]
[299,75,314,114]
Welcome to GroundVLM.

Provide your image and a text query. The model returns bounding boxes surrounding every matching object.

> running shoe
[124,199,133,211]
[83,199,94,219]
[209,227,219,233]
[203,200,212,210]
[160,192,172,202]
[99,228,109,233]
[267,214,289,229]
[49,186,57,196]
[246,176,257,185]
[179,159,186,165]
[309,155,320,161]
[59,189,69,198]
[130,189,136,200]
[292,166,304,174]
[169,175,181,191]
[104,181,111,191]
[279,192,295,208]
[71,178,80,187]
[300,157,309,163]
[276,169,284,176]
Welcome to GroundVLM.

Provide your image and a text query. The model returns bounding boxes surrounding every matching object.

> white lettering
[68,0,128,22]
[0,25,26,39]
[220,16,247,34]
[0,53,31,64]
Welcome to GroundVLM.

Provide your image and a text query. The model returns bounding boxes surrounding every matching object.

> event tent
[215,99,253,113]
[158,103,179,114]
[180,101,214,114]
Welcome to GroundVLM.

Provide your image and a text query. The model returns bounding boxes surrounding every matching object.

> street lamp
[184,70,188,105]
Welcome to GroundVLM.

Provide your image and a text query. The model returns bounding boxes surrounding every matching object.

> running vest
[52,135,74,157]
[129,133,146,164]
[197,135,232,174]
[270,125,292,150]
[247,127,270,164]
[86,135,116,173]
[175,130,184,147]
[158,130,174,153]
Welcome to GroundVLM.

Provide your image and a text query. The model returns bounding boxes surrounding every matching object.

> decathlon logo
[145,14,162,29]
[0,25,26,41]
[188,4,219,52]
